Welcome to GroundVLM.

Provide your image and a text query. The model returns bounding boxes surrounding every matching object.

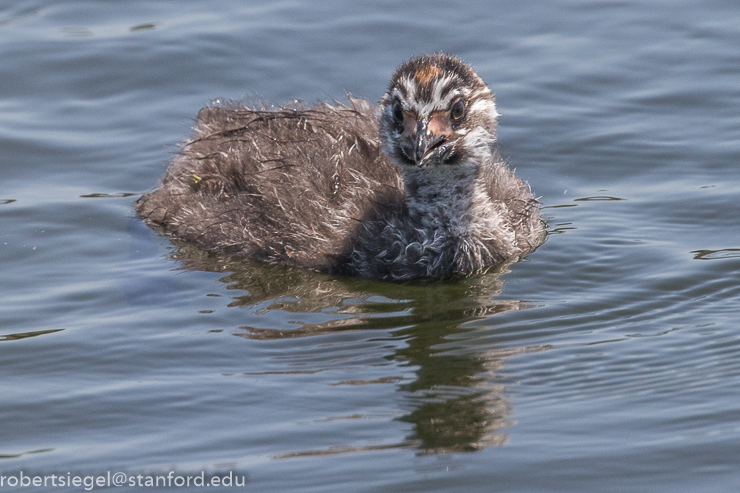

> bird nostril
[428,134,446,151]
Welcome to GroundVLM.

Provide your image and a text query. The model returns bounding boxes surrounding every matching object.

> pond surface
[2,0,740,491]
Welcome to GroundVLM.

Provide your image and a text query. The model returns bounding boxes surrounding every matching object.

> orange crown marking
[414,64,442,87]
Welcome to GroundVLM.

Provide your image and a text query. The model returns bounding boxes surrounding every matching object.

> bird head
[378,54,499,169]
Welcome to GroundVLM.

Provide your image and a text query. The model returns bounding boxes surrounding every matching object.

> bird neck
[401,164,483,225]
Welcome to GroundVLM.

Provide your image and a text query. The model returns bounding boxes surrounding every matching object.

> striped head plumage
[378,53,500,169]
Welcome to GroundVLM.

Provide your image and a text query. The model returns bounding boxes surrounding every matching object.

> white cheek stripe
[470,87,492,99]
[469,99,499,119]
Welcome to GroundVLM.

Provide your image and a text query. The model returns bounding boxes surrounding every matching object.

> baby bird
[136,54,546,280]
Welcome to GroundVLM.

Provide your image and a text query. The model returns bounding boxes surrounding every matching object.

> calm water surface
[2,0,740,491]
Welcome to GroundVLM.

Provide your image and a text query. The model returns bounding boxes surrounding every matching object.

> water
[2,0,739,491]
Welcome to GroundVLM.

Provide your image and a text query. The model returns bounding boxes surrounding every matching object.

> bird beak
[412,118,449,167]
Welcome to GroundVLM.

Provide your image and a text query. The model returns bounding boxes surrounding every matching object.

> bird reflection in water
[170,244,548,455]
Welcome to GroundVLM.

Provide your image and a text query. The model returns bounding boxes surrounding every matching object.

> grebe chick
[136,54,546,280]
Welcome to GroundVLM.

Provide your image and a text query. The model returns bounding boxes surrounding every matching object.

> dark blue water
[2,0,739,491]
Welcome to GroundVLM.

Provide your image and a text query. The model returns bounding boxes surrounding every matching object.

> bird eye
[392,102,404,123]
[450,99,465,121]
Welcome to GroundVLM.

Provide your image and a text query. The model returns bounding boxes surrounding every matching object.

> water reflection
[0,328,64,342]
[0,448,53,459]
[691,248,740,260]
[171,244,547,454]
